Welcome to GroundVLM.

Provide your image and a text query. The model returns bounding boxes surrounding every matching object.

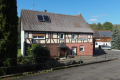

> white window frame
[72,34,76,40]
[79,34,87,40]
[60,33,64,39]
[96,38,100,40]
[33,36,45,39]
[80,45,84,52]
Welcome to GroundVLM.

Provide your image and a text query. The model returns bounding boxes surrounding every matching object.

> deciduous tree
[97,22,103,30]
[103,22,113,31]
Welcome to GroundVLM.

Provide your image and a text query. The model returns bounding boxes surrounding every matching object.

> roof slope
[21,9,94,33]
[93,30,112,37]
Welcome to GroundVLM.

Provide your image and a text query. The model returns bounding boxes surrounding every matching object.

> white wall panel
[29,32,32,38]
[53,33,57,38]
[54,39,57,43]
[66,39,69,43]
[51,39,54,43]
[46,33,48,38]
[40,40,45,43]
[89,39,92,42]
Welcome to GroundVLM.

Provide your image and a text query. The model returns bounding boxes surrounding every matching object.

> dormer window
[37,15,50,22]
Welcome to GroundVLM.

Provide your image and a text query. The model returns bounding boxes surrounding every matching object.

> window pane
[61,34,63,38]
[80,45,84,52]
[33,36,37,38]
[37,15,44,21]
[72,34,75,39]
[38,36,44,38]
[80,48,83,51]
[43,15,50,22]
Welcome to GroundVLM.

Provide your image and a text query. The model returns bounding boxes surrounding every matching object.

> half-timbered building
[21,9,94,57]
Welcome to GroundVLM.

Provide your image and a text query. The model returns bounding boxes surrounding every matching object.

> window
[96,38,100,40]
[79,34,87,40]
[72,34,76,40]
[33,33,45,39]
[60,33,64,39]
[80,45,84,52]
[37,15,50,22]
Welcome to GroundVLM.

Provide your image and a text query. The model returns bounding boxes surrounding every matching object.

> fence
[0,54,119,76]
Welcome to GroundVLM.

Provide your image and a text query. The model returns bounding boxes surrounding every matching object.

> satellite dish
[24,34,28,39]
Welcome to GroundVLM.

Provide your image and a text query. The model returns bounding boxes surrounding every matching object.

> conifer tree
[111,25,119,49]
[115,33,120,49]
[0,0,18,75]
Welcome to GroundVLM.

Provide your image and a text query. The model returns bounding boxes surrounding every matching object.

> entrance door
[60,48,65,56]
[72,47,77,56]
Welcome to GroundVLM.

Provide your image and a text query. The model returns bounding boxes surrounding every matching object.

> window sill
[80,51,84,52]
[33,38,45,39]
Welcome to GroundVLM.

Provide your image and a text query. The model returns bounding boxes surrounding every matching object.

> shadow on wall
[67,47,72,56]
[93,48,107,56]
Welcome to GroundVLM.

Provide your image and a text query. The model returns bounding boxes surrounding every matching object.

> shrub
[26,44,50,63]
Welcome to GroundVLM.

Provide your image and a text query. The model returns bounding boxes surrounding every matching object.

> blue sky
[17,0,120,24]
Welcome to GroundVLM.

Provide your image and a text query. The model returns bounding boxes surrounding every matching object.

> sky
[17,0,120,25]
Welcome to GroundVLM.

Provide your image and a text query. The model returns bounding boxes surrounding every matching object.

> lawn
[17,49,21,57]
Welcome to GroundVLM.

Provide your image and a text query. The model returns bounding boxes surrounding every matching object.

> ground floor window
[80,45,84,52]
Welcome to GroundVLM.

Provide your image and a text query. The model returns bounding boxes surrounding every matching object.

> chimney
[44,10,47,12]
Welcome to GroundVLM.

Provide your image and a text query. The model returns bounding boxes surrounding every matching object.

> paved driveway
[94,48,120,56]
[13,49,120,80]
[14,59,120,80]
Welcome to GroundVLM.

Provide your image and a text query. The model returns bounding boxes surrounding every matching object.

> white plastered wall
[21,21,25,57]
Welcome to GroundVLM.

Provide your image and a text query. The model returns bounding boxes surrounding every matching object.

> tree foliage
[89,22,113,31]
[115,33,120,49]
[89,23,97,30]
[0,0,18,75]
[97,22,103,30]
[111,25,120,49]
[26,43,50,64]
[17,17,21,46]
[103,22,113,31]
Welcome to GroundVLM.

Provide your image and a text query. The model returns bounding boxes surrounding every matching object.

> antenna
[32,4,39,10]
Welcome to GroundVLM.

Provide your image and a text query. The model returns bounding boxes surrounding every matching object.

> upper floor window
[60,33,64,39]
[33,33,45,39]
[72,34,76,40]
[79,34,87,40]
[96,38,100,40]
[37,15,50,22]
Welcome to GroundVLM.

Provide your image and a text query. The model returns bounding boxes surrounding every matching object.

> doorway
[60,48,66,56]
[72,47,77,56]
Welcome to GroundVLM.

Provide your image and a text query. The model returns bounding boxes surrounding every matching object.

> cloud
[89,19,98,21]
[92,14,107,17]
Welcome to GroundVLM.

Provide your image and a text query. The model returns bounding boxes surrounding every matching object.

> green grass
[17,49,21,58]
